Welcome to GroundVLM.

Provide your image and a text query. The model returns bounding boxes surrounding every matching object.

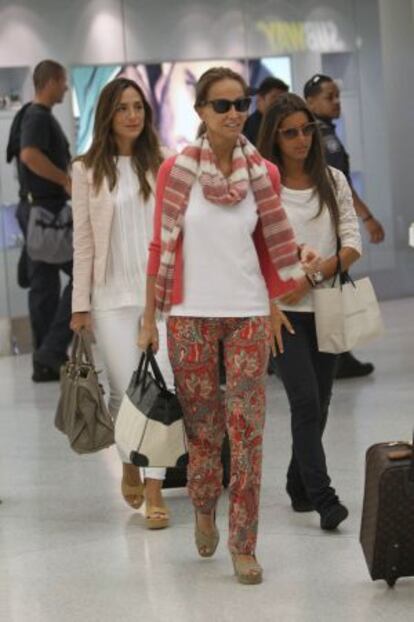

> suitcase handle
[387,438,414,482]
[389,448,414,483]
[411,432,414,482]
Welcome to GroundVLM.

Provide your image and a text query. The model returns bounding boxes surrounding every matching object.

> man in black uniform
[243,76,289,145]
[243,76,290,378]
[304,73,385,378]
[18,60,73,381]
[229,76,289,380]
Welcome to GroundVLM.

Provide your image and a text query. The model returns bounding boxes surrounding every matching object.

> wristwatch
[310,270,324,285]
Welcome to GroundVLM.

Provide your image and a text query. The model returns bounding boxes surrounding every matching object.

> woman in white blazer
[70,78,173,529]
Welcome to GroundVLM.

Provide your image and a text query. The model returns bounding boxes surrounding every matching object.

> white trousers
[92,305,174,481]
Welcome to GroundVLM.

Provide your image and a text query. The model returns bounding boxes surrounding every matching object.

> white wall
[377,0,414,297]
[353,0,396,281]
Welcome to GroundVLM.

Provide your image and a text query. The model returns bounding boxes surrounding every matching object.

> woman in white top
[70,78,173,529]
[258,93,362,531]
[139,67,303,584]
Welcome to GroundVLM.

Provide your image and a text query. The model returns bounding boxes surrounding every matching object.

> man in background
[242,76,289,378]
[17,60,73,381]
[243,76,289,145]
[304,73,385,378]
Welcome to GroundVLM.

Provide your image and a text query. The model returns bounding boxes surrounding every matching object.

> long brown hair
[257,93,339,229]
[194,67,248,137]
[77,78,163,201]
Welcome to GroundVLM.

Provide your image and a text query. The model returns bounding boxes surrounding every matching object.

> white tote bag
[115,349,188,468]
[313,276,384,354]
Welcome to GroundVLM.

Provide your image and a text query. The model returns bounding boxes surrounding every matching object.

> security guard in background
[243,76,289,145]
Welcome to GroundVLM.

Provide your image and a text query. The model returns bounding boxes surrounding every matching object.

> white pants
[92,305,174,481]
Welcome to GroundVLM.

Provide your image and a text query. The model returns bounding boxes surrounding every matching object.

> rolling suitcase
[360,435,414,586]
[163,434,231,489]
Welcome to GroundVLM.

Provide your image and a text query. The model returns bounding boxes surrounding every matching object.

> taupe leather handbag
[55,331,114,454]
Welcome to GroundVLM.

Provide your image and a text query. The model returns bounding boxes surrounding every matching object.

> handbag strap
[331,235,355,289]
[70,330,95,366]
[147,347,168,390]
[136,351,146,382]
[69,333,81,363]
[79,329,95,365]
[410,430,414,482]
[137,346,168,395]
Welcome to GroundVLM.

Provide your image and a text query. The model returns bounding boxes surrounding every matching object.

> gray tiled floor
[0,297,413,622]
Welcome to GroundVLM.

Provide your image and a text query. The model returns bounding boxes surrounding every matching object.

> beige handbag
[313,271,384,354]
[55,331,114,454]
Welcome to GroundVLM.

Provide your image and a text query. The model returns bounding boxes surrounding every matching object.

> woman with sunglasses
[258,93,361,530]
[70,78,174,529]
[139,67,302,584]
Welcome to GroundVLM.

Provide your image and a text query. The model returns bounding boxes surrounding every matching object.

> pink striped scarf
[155,134,298,313]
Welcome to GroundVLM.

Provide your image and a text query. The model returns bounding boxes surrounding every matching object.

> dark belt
[28,194,67,211]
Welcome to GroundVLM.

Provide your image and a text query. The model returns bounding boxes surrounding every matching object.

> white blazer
[71,160,155,312]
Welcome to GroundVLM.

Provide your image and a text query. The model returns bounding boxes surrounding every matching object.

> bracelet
[305,274,315,288]
[362,214,373,223]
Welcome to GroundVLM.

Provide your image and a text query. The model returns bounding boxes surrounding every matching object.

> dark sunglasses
[203,97,251,114]
[278,122,317,140]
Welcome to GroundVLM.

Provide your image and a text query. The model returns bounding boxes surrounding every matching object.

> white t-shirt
[170,180,270,317]
[92,156,154,310]
[278,167,362,313]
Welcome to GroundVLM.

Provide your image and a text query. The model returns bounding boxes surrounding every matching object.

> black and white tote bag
[115,348,188,468]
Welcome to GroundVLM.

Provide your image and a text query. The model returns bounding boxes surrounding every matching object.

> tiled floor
[0,298,413,622]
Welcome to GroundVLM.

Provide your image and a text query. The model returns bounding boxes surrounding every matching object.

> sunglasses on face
[278,122,317,140]
[203,97,252,114]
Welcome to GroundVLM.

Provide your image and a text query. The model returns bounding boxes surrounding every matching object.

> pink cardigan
[147,156,297,304]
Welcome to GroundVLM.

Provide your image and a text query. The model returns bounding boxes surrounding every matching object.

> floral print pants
[167,316,271,554]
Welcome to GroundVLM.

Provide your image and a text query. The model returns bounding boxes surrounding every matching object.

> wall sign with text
[253,19,354,54]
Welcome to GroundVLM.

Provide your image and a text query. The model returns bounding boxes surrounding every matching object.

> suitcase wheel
[386,577,397,588]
